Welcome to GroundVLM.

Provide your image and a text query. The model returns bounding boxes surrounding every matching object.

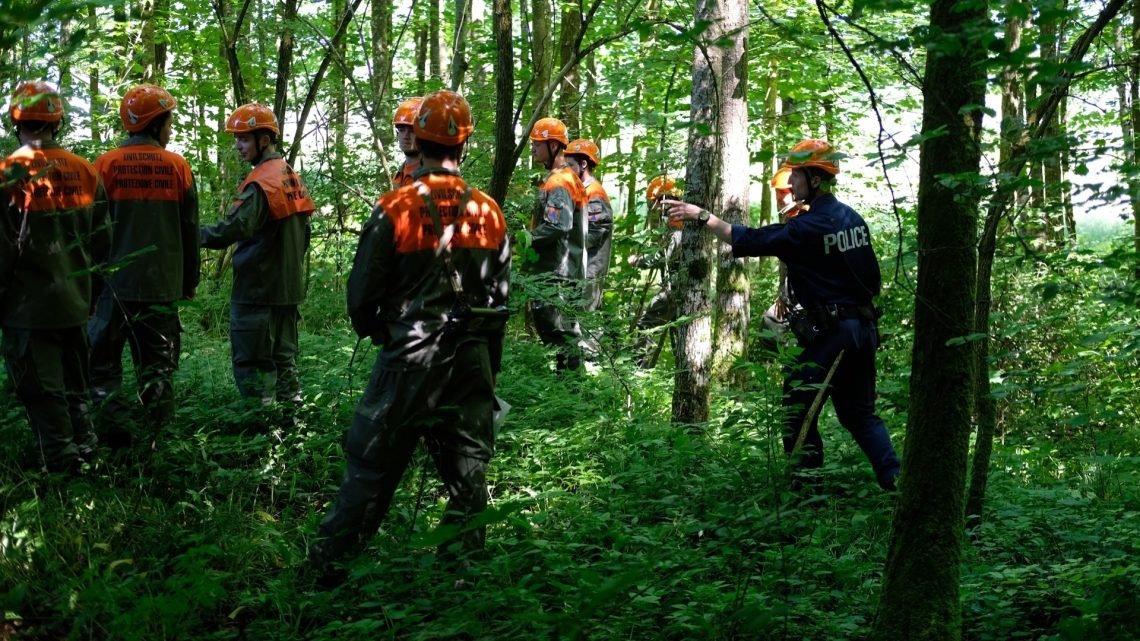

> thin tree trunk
[371,0,393,188]
[488,0,515,206]
[711,0,749,382]
[213,0,250,105]
[88,5,102,145]
[273,0,298,125]
[429,0,441,81]
[139,0,157,81]
[1132,0,1140,280]
[557,0,581,131]
[531,0,552,118]
[449,0,470,91]
[872,0,988,637]
[965,0,1125,529]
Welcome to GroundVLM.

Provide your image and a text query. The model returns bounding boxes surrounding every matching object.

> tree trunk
[530,0,552,119]
[487,0,515,206]
[371,0,393,189]
[966,0,1125,530]
[672,0,743,424]
[87,5,102,145]
[139,0,157,81]
[415,27,427,92]
[429,0,441,82]
[273,0,298,125]
[998,3,1025,216]
[556,0,581,132]
[1133,0,1140,280]
[871,0,988,639]
[449,0,471,91]
[710,1,749,382]
[213,0,249,105]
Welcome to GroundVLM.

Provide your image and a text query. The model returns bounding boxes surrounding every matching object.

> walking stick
[791,349,845,454]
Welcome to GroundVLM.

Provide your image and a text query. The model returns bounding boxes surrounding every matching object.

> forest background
[2,0,1140,639]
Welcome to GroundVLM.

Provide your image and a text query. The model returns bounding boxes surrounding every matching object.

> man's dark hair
[567,154,596,170]
[144,111,172,139]
[16,120,58,136]
[417,138,463,162]
[806,166,837,186]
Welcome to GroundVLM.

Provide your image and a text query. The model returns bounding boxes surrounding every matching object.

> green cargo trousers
[310,341,496,571]
[229,303,301,405]
[89,293,181,439]
[2,326,97,473]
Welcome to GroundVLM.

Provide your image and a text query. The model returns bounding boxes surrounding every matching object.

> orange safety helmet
[646,175,680,202]
[225,103,279,136]
[9,81,64,123]
[529,117,569,145]
[120,84,176,133]
[782,138,840,175]
[393,97,423,126]
[566,139,600,166]
[413,90,473,145]
[770,166,793,190]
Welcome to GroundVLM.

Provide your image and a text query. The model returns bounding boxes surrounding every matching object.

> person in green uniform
[90,84,200,447]
[200,103,315,409]
[0,80,110,474]
[308,90,511,586]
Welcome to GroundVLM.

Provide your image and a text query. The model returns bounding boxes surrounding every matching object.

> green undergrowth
[3,262,1140,640]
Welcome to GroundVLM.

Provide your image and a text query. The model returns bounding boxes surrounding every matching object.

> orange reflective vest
[237,158,315,220]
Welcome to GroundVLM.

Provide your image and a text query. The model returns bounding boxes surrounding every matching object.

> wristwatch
[696,209,710,226]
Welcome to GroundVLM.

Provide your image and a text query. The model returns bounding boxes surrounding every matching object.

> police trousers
[783,317,900,489]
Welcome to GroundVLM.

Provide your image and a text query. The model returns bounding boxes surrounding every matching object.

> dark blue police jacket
[729,192,881,308]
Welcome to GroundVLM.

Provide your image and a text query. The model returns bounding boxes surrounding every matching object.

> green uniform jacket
[200,152,311,305]
[528,166,587,280]
[348,167,510,370]
[95,135,200,302]
[0,141,110,328]
[583,177,613,282]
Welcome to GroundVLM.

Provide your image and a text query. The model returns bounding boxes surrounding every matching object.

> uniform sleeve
[346,203,396,340]
[730,221,801,260]
[200,183,268,249]
[89,178,112,305]
[586,197,613,250]
[181,172,201,297]
[530,185,575,248]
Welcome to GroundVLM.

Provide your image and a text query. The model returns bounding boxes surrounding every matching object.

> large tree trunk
[710,1,749,382]
[487,0,514,206]
[871,0,988,638]
[672,0,745,424]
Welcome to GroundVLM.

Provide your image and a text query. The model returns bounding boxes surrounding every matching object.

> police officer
[664,140,900,491]
[391,96,422,188]
[200,104,315,408]
[90,84,200,447]
[527,117,587,372]
[309,90,510,585]
[0,81,110,474]
[565,139,612,312]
